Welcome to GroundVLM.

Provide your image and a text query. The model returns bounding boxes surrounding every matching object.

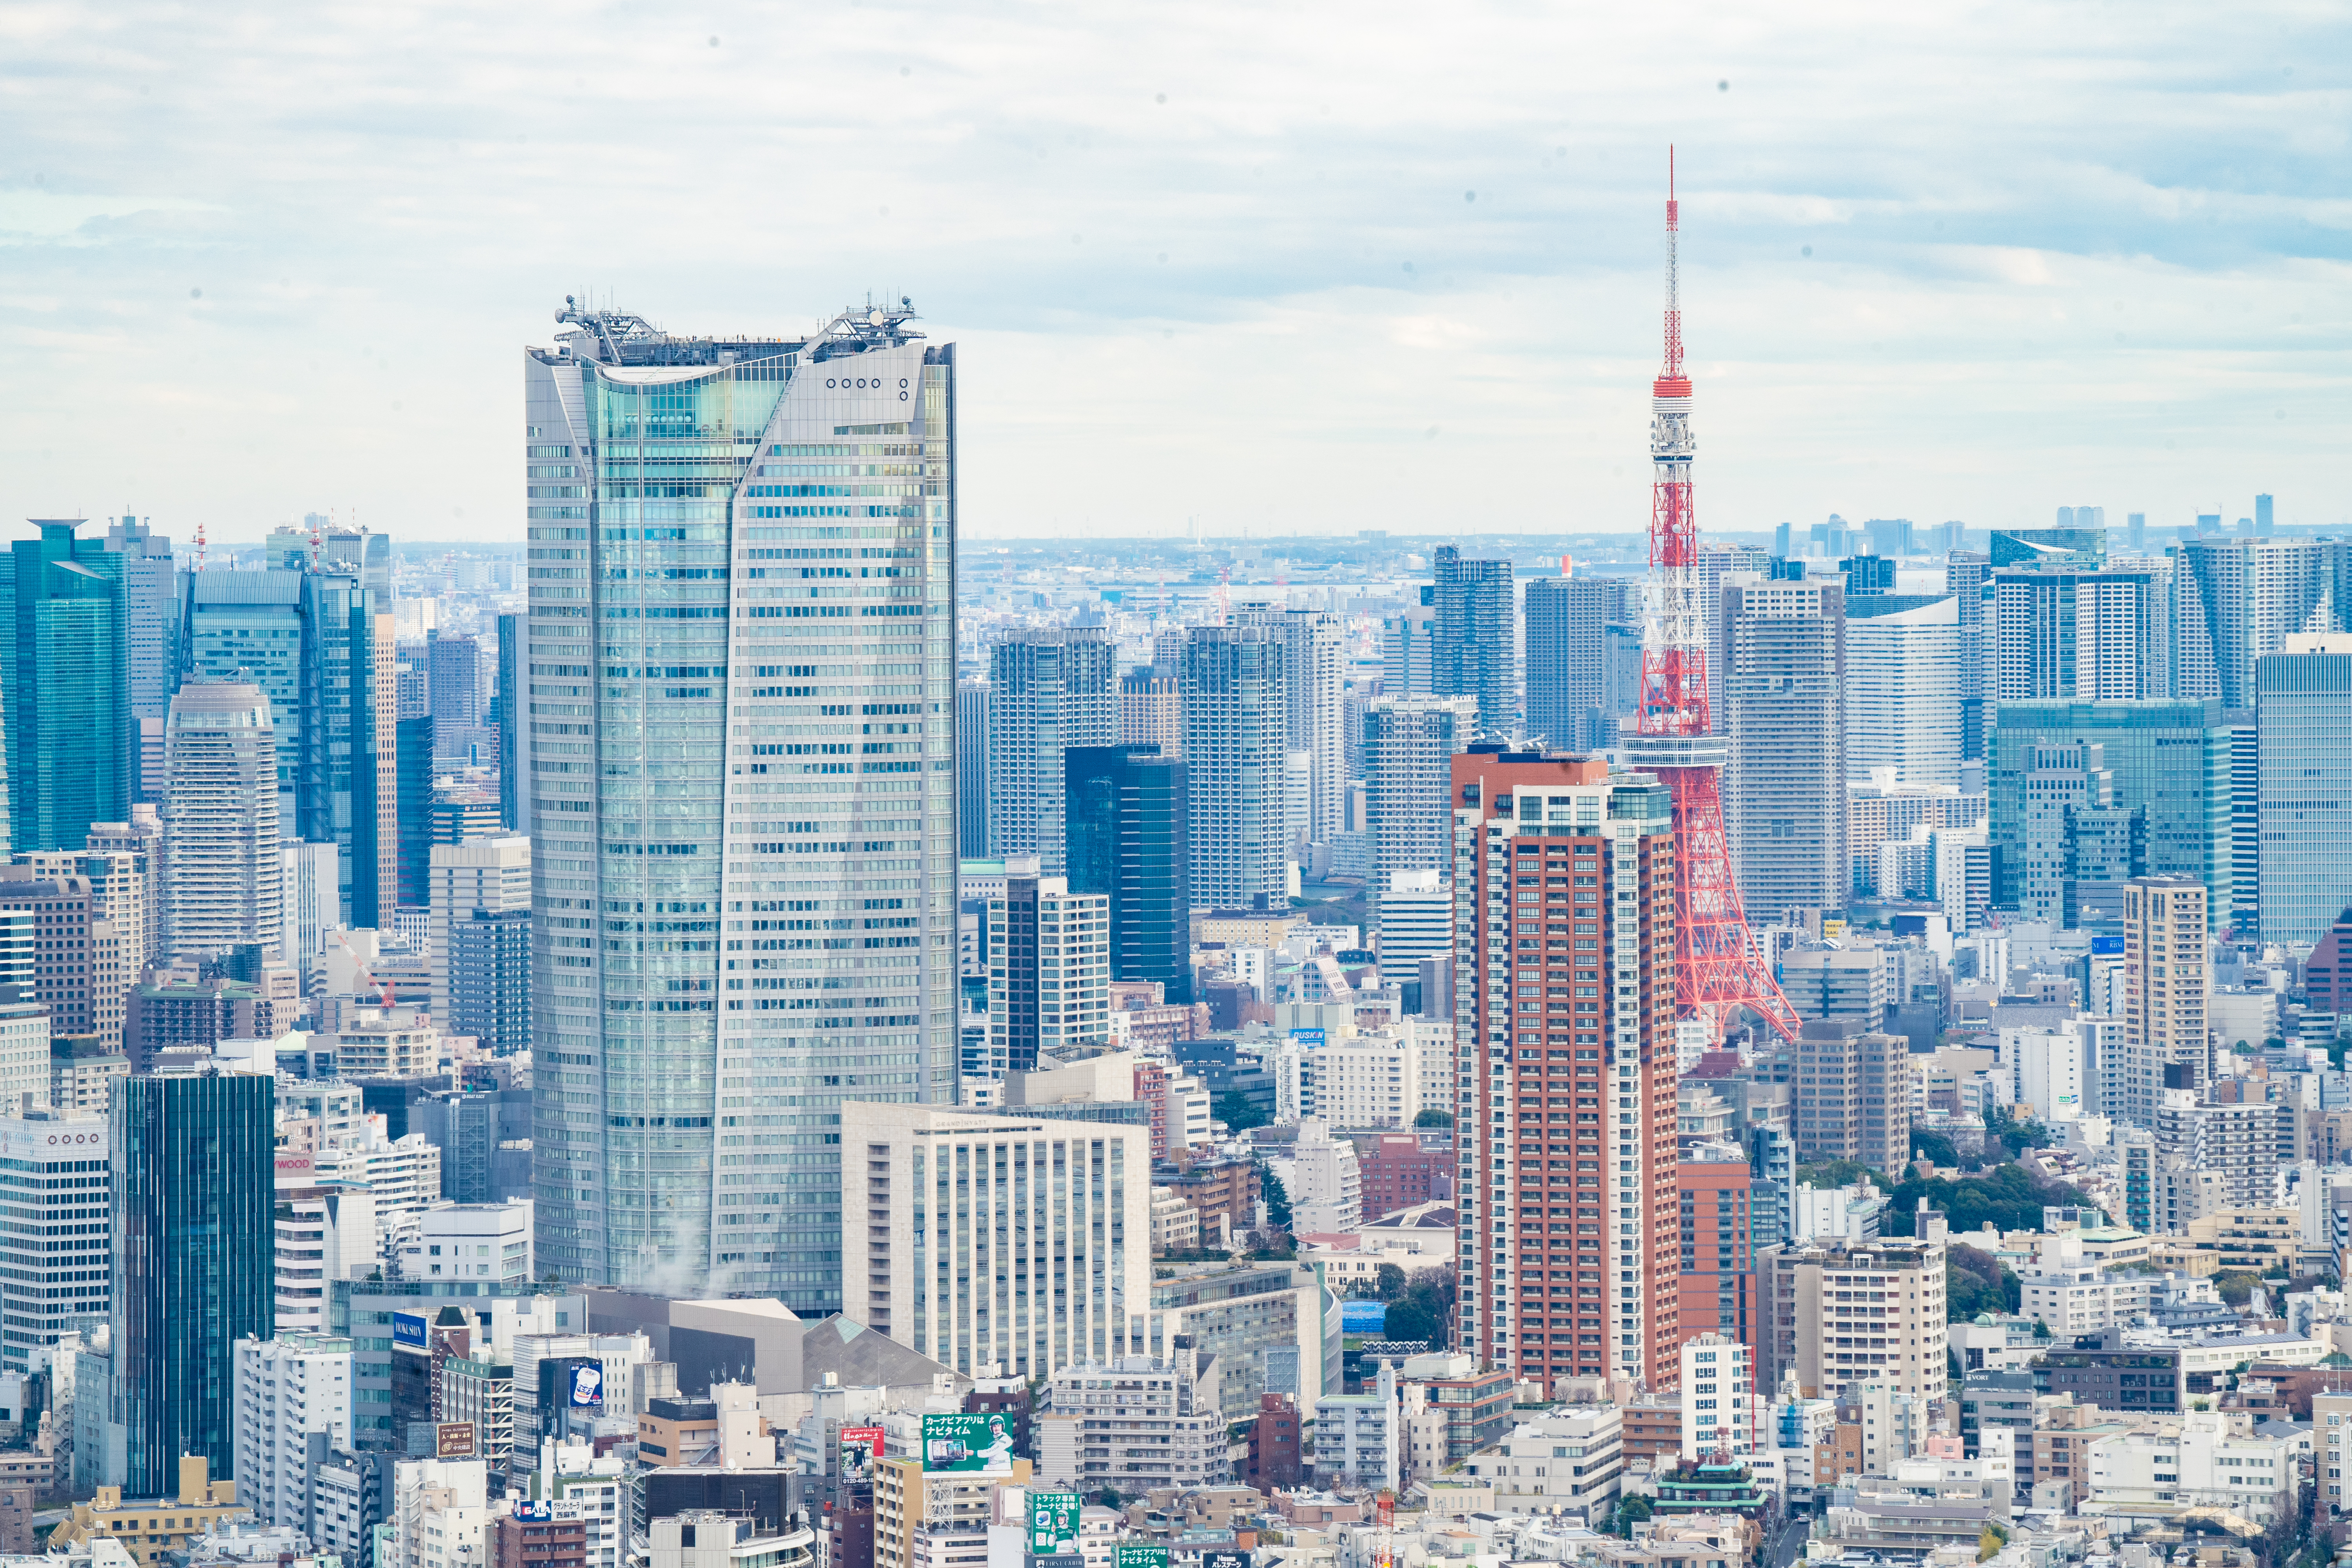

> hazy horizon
[4,0,2345,544]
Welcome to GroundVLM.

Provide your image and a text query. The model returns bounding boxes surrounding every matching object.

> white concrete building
[0,1108,108,1366]
[1680,1333,1754,1460]
[1273,1118,1361,1234]
[1458,1403,1624,1516]
[1376,869,1454,991]
[281,841,341,980]
[839,1101,1151,1381]
[1303,1024,1442,1130]
[2084,1408,2299,1524]
[989,872,1113,1062]
[1361,697,1477,894]
[2006,1024,2089,1123]
[1033,1344,1225,1492]
[1313,1359,1399,1492]
[398,1201,534,1285]
[391,1457,488,1568]
[233,1332,353,1528]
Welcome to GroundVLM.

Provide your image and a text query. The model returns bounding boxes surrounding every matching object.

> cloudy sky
[1,0,2344,545]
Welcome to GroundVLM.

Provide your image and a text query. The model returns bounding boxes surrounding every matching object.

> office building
[953,678,991,865]
[395,714,435,908]
[105,517,179,723]
[1526,575,1636,750]
[233,1333,353,1528]
[2014,742,2115,924]
[985,629,1114,873]
[1677,1155,1756,1362]
[427,836,530,1022]
[497,612,525,833]
[523,300,955,1308]
[1844,594,1961,788]
[1180,624,1290,907]
[1945,552,1991,759]
[1432,547,1515,735]
[163,682,285,958]
[988,869,1110,1071]
[0,1107,107,1370]
[1117,669,1181,758]
[1991,701,2244,923]
[180,564,398,926]
[1791,1019,1913,1172]
[1779,948,1889,1026]
[113,1064,276,1494]
[838,1101,1150,1379]
[2256,633,2352,944]
[1719,580,1847,915]
[1991,565,2160,704]
[1361,696,1476,897]
[2121,877,2211,1109]
[1376,869,1452,992]
[0,520,131,852]
[397,1201,534,1286]
[1450,750,1682,1388]
[1063,745,1189,1004]
[49,1457,244,1566]
[283,840,341,978]
[2175,537,2347,706]
[88,810,165,964]
[448,910,532,1057]
[0,874,126,1054]
[428,635,484,725]
[1382,587,1438,700]
[1758,1238,1948,1403]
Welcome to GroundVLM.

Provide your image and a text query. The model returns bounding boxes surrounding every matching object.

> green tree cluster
[1879,1161,2089,1239]
[1945,1244,2021,1321]
[1216,1091,1271,1132]
[1414,1107,1454,1129]
[1379,1266,1457,1347]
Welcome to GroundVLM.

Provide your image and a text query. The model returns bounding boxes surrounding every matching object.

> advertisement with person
[1028,1491,1081,1557]
[841,1425,886,1483]
[921,1412,1015,1474]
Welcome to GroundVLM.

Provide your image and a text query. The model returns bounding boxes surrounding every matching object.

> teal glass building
[111,1066,274,1495]
[524,301,956,1308]
[0,519,131,852]
[1064,744,1190,1004]
[1991,699,2245,926]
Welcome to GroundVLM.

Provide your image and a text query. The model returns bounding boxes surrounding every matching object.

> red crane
[1621,149,1800,1044]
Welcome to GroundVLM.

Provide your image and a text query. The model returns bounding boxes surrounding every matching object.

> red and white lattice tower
[1619,150,1800,1044]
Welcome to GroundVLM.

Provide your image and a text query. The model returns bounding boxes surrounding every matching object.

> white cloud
[0,0,2346,542]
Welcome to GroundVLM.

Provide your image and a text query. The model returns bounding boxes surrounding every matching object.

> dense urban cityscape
[0,119,2348,1568]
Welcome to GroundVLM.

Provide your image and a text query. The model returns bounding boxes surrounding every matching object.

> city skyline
[4,2,2349,542]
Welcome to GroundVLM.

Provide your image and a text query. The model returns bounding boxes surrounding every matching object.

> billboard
[512,1501,552,1523]
[2091,935,2125,956]
[1202,1553,1251,1568]
[921,1412,1014,1474]
[1288,1028,1325,1051]
[1115,1547,1170,1568]
[563,1358,605,1408]
[435,1423,476,1459]
[1029,1492,1081,1556]
[392,1312,428,1349]
[841,1425,886,1483]
[1339,1299,1387,1333]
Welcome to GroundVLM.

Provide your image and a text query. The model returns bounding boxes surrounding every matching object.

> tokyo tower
[1618,151,1801,1043]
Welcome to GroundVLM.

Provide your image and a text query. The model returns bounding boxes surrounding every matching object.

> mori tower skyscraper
[524,301,956,1309]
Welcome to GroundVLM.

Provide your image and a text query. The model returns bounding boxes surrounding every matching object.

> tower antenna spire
[1619,147,1801,1044]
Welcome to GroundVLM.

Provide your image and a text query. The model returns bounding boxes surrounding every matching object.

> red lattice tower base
[1620,150,1800,1044]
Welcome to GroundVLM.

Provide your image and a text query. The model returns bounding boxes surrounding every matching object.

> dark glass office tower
[0,520,132,851]
[497,613,525,832]
[112,1066,274,1494]
[1064,744,1189,1004]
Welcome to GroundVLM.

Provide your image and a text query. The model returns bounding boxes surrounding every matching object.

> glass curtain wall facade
[526,303,955,1310]
[1063,744,1189,1004]
[111,1067,275,1496]
[0,521,131,853]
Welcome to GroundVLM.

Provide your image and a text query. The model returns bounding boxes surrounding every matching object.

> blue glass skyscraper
[111,1065,274,1494]
[524,301,956,1308]
[0,519,131,852]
